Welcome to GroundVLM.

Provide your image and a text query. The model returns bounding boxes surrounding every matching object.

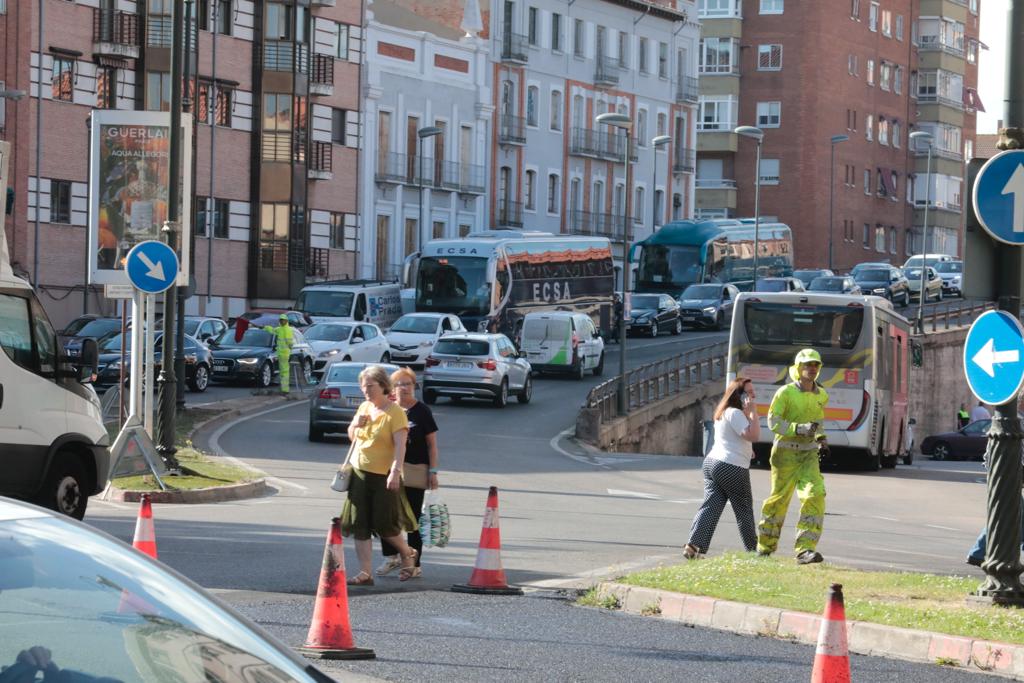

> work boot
[756,549,772,557]
[796,550,824,565]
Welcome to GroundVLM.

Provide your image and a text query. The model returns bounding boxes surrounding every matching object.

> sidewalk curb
[594,582,1024,679]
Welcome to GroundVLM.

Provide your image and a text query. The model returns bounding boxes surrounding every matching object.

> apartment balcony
[307,247,330,282]
[698,1,742,18]
[308,142,333,180]
[912,145,963,162]
[375,152,416,184]
[695,178,738,211]
[263,40,309,74]
[595,56,622,87]
[918,36,965,58]
[699,63,740,76]
[438,160,486,194]
[311,0,337,6]
[916,92,965,111]
[262,131,306,163]
[497,199,524,228]
[569,210,631,242]
[498,114,527,145]
[696,123,739,153]
[93,9,140,59]
[675,76,699,104]
[500,31,529,63]
[569,127,638,162]
[673,148,696,174]
[310,54,334,96]
[145,14,197,50]
[914,205,963,231]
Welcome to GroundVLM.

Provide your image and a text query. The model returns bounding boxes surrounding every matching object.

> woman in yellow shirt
[342,365,419,585]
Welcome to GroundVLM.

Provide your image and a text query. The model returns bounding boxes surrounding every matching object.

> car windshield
[631,295,661,309]
[809,277,844,291]
[390,316,439,334]
[63,317,96,336]
[793,270,824,285]
[755,279,786,292]
[905,268,923,279]
[325,365,366,384]
[434,339,490,356]
[183,319,200,336]
[743,302,865,350]
[75,319,121,338]
[935,262,963,273]
[217,328,272,348]
[294,290,354,318]
[304,323,353,342]
[681,284,720,299]
[856,269,889,282]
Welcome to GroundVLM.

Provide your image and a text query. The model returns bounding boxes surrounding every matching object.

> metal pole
[144,294,156,437]
[129,291,143,418]
[916,144,932,334]
[118,302,127,426]
[651,149,658,234]
[32,0,42,286]
[752,140,762,282]
[175,0,194,410]
[155,0,184,472]
[418,137,425,254]
[828,141,835,271]
[618,133,633,416]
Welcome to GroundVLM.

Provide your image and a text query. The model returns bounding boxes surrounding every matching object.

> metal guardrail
[920,299,995,333]
[585,341,728,423]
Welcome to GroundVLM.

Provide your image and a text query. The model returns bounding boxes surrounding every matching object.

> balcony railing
[145,14,197,49]
[498,199,524,228]
[498,114,527,145]
[307,247,330,280]
[263,40,309,73]
[93,8,139,52]
[918,35,965,57]
[374,153,484,194]
[569,127,638,162]
[570,210,631,241]
[697,121,738,132]
[262,130,306,163]
[698,2,742,18]
[699,62,740,76]
[310,54,334,94]
[375,152,415,184]
[912,145,963,162]
[916,92,964,110]
[500,30,529,63]
[308,141,332,178]
[673,148,696,174]
[438,160,486,194]
[695,178,737,189]
[675,76,699,104]
[595,56,621,87]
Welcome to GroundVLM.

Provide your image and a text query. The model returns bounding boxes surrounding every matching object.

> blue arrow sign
[972,150,1024,245]
[125,240,179,294]
[963,310,1024,406]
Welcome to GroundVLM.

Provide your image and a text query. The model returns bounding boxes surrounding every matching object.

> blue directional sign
[973,150,1024,245]
[963,310,1024,406]
[125,240,179,294]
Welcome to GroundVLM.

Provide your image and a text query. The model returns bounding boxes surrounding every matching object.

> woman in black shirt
[377,367,440,579]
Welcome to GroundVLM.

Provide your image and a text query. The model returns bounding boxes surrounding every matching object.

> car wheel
[36,449,89,520]
[901,291,910,306]
[302,359,314,385]
[493,379,508,408]
[518,375,532,404]
[574,358,586,380]
[256,362,273,388]
[936,287,943,302]
[672,318,683,335]
[188,363,210,393]
[380,352,390,363]
[650,321,659,338]
[932,441,951,461]
[715,312,724,331]
[593,352,604,376]
[308,425,325,442]
[423,389,437,405]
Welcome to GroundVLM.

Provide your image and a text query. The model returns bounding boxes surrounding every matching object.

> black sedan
[853,266,910,305]
[676,283,740,330]
[94,332,213,392]
[628,293,683,337]
[209,325,315,388]
[60,317,124,360]
[920,419,991,461]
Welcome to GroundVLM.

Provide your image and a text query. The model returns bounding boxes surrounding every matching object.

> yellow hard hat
[794,348,822,365]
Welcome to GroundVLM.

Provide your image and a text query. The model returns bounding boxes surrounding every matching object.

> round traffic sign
[972,149,1024,246]
[963,310,1024,406]
[125,240,179,294]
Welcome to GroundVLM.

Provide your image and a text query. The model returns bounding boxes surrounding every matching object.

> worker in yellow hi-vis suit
[756,348,830,565]
[263,314,295,394]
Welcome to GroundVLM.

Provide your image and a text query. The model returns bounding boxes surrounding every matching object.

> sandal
[683,543,702,560]
[347,571,374,587]
[398,550,419,582]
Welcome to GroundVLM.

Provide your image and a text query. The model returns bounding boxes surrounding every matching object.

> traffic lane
[224,590,992,683]
[185,380,260,407]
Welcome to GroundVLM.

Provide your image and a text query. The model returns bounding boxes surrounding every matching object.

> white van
[520,311,605,379]
[0,141,110,519]
[294,280,403,330]
[903,253,956,270]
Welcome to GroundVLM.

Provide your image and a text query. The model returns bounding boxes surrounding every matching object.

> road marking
[548,427,612,470]
[924,524,960,532]
[607,489,661,500]
[208,402,309,492]
[870,515,899,522]
[844,545,953,559]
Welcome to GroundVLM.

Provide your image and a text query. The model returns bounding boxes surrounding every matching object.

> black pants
[382,486,424,566]
[687,458,757,553]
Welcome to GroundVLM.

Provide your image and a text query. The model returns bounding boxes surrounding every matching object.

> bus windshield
[294,290,354,318]
[743,302,864,350]
[637,245,702,289]
[416,256,490,316]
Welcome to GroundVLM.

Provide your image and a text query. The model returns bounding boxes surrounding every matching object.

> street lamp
[735,126,764,284]
[909,130,934,334]
[650,135,671,233]
[417,126,443,255]
[596,111,634,417]
[828,134,850,271]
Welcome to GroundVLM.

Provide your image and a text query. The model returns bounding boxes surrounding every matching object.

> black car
[94,332,213,392]
[60,317,125,360]
[853,266,910,305]
[677,283,740,330]
[628,293,683,337]
[793,269,835,288]
[754,277,806,293]
[208,325,315,387]
[808,276,861,295]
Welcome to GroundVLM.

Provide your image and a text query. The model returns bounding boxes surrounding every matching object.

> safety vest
[767,381,829,445]
[265,324,294,354]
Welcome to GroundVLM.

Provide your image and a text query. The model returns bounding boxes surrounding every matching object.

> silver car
[308,361,400,441]
[423,333,532,408]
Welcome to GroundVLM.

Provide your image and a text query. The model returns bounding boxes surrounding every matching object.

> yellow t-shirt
[353,401,409,475]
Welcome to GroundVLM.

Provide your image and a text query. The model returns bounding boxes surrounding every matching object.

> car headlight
[318,349,340,358]
[951,276,961,284]
[237,357,259,365]
[703,306,716,314]
[106,360,121,370]
[420,340,433,347]
[872,288,886,294]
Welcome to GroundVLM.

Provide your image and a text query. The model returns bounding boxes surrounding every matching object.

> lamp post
[909,130,934,335]
[417,126,443,255]
[828,134,850,272]
[596,112,634,417]
[650,135,671,233]
[735,126,764,284]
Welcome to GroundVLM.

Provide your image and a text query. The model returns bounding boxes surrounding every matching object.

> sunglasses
[394,381,416,388]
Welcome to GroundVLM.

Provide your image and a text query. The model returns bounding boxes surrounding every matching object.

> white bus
[726,292,912,470]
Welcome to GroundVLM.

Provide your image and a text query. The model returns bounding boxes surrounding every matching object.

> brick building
[0,0,363,328]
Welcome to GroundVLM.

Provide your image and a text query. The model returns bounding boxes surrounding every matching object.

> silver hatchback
[308,361,400,441]
[422,333,533,408]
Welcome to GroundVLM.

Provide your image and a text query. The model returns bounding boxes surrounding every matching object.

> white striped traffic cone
[132,494,157,558]
[452,487,522,595]
[811,583,851,683]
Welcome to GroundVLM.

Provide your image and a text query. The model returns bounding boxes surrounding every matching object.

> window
[196,197,229,238]
[756,101,781,128]
[459,224,471,238]
[526,85,539,127]
[195,81,211,123]
[698,97,737,131]
[547,174,560,214]
[700,38,737,74]
[760,0,783,14]
[432,221,445,240]
[215,87,232,126]
[550,90,562,131]
[881,10,892,37]
[264,2,291,40]
[657,112,667,136]
[848,54,858,75]
[527,7,538,46]
[878,118,889,145]
[634,186,644,223]
[145,71,171,111]
[863,223,871,248]
[879,62,891,91]
[618,31,628,68]
[215,0,232,35]
[658,42,668,78]
[892,121,901,148]
[890,227,897,254]
[331,109,346,144]
[893,66,903,95]
[335,23,350,60]
[877,170,887,196]
[50,180,71,224]
[758,44,782,71]
[851,0,860,19]
[869,1,879,31]
[551,13,562,52]
[895,15,904,40]
[637,109,647,144]
[0,293,53,378]
[967,39,978,64]
[866,59,874,86]
[875,226,886,252]
[198,0,210,30]
[639,37,649,73]
[865,114,873,141]
[891,172,898,200]
[864,169,871,195]
[328,213,355,250]
[96,66,117,109]
[525,170,536,210]
[759,159,780,185]
[574,19,584,57]
[51,56,75,102]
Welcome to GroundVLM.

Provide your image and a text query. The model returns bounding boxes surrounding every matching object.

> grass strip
[619,552,1024,645]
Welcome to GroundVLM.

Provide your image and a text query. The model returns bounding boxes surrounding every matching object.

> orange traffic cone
[452,486,523,596]
[811,583,851,683]
[132,494,157,558]
[298,518,375,660]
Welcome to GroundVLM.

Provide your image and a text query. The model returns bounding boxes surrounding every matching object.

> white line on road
[870,515,899,522]
[924,524,960,532]
[208,402,309,492]
[606,489,662,500]
[548,427,612,469]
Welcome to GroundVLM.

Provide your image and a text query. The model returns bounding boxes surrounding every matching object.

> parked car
[181,316,228,343]
[0,496,335,683]
[520,311,604,378]
[628,293,683,337]
[849,261,892,277]
[807,275,861,295]
[423,333,532,408]
[903,253,956,270]
[677,283,740,330]
[853,266,910,305]
[753,277,806,293]
[59,313,102,337]
[235,309,312,330]
[308,361,401,441]
[386,313,466,367]
[208,325,315,388]
[793,268,835,288]
[306,321,391,378]
[920,419,992,461]
[905,266,943,302]
[95,332,213,392]
[60,316,124,359]
[934,260,964,297]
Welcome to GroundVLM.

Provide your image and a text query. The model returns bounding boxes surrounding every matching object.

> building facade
[489,0,698,278]
[0,0,363,327]
[694,0,979,272]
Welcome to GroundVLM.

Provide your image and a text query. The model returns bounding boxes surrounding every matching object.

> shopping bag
[418,489,451,548]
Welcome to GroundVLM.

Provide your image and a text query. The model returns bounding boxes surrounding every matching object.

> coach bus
[632,218,793,295]
[405,230,615,338]
[726,291,912,471]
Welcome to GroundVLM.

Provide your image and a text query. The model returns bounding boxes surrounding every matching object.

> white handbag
[330,439,357,493]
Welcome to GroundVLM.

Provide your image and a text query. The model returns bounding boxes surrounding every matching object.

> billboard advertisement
[88,111,192,286]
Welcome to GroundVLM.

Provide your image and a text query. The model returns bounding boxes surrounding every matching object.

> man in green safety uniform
[263,314,295,394]
[757,348,830,565]
[957,403,970,429]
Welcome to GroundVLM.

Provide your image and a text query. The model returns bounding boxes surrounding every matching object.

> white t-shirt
[706,407,753,468]
[970,405,990,422]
